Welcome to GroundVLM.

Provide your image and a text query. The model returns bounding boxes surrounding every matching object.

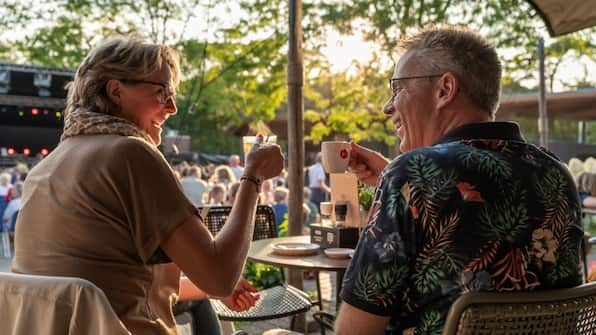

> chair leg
[316,271,323,311]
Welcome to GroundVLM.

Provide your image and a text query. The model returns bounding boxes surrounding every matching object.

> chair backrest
[442,283,596,335]
[199,205,277,240]
[0,272,130,335]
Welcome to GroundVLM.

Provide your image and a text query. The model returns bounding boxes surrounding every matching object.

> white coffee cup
[321,141,351,173]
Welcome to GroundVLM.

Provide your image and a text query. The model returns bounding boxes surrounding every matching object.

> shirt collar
[433,122,525,145]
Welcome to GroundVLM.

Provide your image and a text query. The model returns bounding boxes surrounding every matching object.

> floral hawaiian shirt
[341,122,584,334]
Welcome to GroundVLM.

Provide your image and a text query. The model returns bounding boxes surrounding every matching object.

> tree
[0,0,292,154]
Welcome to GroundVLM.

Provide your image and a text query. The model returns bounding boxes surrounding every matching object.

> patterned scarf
[61,107,154,145]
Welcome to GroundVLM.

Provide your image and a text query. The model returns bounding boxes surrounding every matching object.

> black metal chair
[199,205,313,327]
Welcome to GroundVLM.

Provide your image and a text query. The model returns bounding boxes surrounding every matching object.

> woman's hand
[244,144,284,180]
[348,142,390,186]
[220,279,260,312]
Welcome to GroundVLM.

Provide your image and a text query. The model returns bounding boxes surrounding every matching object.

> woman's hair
[65,37,180,117]
[0,172,11,186]
[273,187,289,203]
[226,182,241,205]
[209,183,227,204]
[212,165,237,184]
[576,172,596,196]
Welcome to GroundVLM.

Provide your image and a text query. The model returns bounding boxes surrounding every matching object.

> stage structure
[0,62,74,159]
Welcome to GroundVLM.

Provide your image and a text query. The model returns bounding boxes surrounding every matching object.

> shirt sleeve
[107,137,198,264]
[340,160,412,317]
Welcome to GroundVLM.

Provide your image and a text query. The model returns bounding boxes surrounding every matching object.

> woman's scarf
[61,107,154,145]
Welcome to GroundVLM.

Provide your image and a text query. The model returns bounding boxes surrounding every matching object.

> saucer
[271,242,320,256]
[324,248,354,259]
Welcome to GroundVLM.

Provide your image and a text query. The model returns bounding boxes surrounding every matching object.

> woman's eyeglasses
[120,79,175,105]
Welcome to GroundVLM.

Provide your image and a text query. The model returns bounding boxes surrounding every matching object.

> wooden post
[538,37,549,148]
[287,0,306,331]
[287,0,304,238]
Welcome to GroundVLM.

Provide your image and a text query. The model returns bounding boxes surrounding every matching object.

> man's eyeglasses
[120,79,175,105]
[389,74,444,97]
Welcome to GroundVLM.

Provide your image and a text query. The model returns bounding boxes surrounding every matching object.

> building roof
[498,89,596,120]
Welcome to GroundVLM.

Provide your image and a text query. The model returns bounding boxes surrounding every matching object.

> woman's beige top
[12,135,198,335]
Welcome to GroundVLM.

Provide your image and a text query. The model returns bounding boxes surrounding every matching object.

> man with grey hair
[336,26,582,334]
[308,152,330,210]
[228,154,244,180]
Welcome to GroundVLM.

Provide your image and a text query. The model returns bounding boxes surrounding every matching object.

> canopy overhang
[526,0,596,36]
[499,90,596,121]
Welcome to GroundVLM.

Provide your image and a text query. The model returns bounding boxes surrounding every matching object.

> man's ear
[435,72,459,110]
[105,79,122,105]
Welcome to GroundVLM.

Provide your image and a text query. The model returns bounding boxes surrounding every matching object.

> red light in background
[7,148,15,155]
[31,108,39,116]
[41,148,49,156]
[23,148,31,156]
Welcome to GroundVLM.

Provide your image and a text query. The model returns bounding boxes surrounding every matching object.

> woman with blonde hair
[12,37,284,334]
[577,172,596,208]
[211,165,237,188]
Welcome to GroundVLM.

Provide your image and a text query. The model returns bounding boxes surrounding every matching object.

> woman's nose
[164,97,177,114]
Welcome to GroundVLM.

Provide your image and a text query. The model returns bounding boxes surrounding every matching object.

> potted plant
[358,183,374,224]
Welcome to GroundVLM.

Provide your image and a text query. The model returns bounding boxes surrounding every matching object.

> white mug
[321,141,350,173]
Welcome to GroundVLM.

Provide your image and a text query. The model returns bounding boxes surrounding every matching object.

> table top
[583,207,596,215]
[248,235,352,271]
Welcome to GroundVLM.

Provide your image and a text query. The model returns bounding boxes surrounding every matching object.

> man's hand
[348,142,390,186]
[220,279,260,312]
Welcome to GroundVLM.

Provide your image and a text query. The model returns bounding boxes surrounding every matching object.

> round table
[248,235,352,310]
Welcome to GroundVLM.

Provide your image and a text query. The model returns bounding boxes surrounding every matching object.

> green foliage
[243,260,283,291]
[303,56,396,145]
[1,0,594,151]
[358,183,374,211]
[278,213,288,237]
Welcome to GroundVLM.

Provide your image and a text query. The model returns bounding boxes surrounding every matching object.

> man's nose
[382,97,395,115]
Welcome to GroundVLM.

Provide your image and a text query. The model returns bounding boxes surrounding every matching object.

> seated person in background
[576,172,596,208]
[228,154,244,180]
[568,157,585,180]
[2,181,22,231]
[208,183,227,206]
[337,25,583,335]
[272,187,289,229]
[180,166,208,207]
[12,37,284,335]
[226,182,241,206]
[303,187,318,229]
[0,172,11,219]
[260,179,275,205]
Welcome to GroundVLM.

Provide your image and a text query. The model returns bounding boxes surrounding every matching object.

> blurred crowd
[0,165,27,233]
[0,151,325,236]
[170,154,318,235]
